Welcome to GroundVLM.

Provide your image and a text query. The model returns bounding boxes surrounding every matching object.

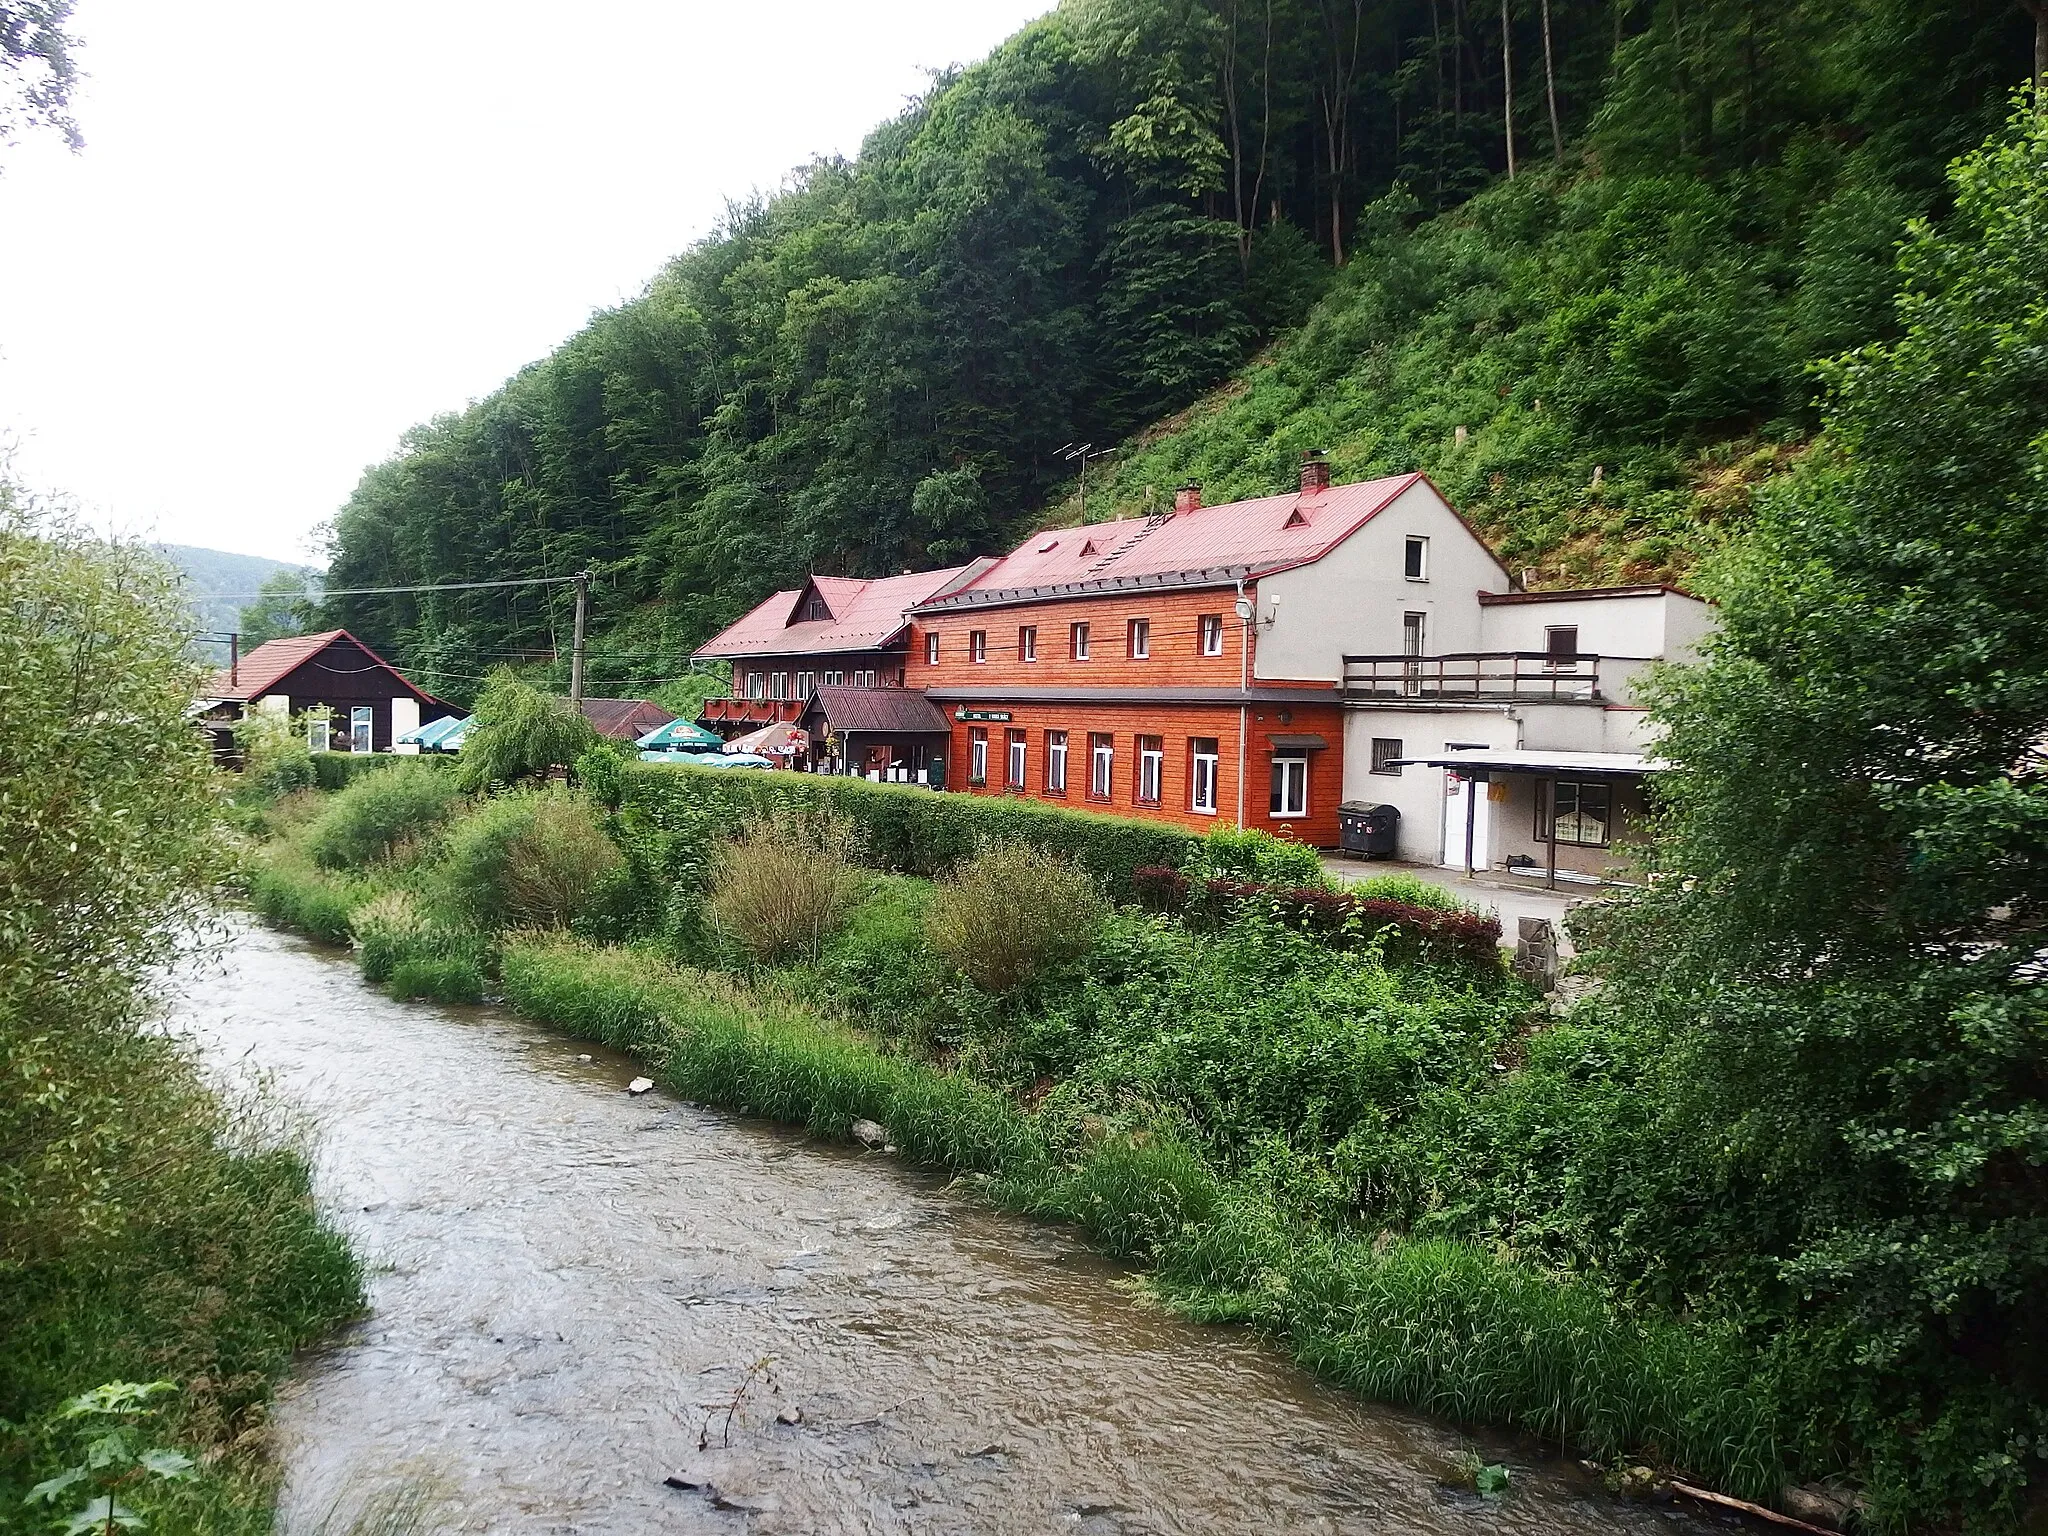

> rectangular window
[970,630,987,663]
[771,672,788,700]
[307,714,331,753]
[823,670,844,687]
[1006,729,1027,789]
[969,727,988,784]
[1136,735,1163,805]
[1542,779,1613,847]
[925,631,940,666]
[1371,737,1404,776]
[1189,737,1219,814]
[1404,536,1429,581]
[1545,625,1580,671]
[857,669,876,688]
[1128,617,1150,659]
[1071,622,1090,660]
[747,672,766,699]
[1089,732,1113,799]
[1403,611,1427,656]
[1019,625,1038,662]
[796,671,814,697]
[1046,730,1068,793]
[1269,755,1308,818]
[350,706,374,755]
[1198,614,1223,655]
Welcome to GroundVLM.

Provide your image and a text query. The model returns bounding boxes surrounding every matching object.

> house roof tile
[801,685,951,735]
[694,567,973,660]
[202,629,445,706]
[576,697,676,741]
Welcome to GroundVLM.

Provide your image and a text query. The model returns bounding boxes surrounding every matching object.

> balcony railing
[1342,651,1604,702]
[701,697,806,724]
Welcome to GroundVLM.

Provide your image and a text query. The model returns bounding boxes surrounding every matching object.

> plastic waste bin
[1337,800,1400,857]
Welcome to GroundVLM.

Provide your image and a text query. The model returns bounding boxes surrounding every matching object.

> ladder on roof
[1082,511,1172,577]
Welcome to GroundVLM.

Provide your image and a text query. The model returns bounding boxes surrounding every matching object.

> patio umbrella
[637,717,722,751]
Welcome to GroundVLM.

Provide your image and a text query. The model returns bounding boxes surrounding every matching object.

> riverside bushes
[304,760,459,869]
[0,507,360,1532]
[926,842,1107,993]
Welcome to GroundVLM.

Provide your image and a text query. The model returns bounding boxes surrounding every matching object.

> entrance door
[1440,741,1492,870]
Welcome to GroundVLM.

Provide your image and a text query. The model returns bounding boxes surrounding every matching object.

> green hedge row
[618,763,1201,899]
[309,751,406,791]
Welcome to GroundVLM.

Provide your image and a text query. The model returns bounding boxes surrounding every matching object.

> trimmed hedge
[1133,865,1503,972]
[619,763,1200,900]
[310,750,413,791]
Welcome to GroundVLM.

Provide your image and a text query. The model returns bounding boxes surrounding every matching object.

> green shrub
[456,670,600,791]
[812,876,948,1045]
[1184,825,1331,889]
[246,853,364,945]
[705,809,860,964]
[311,750,405,792]
[1344,870,1480,914]
[303,762,459,870]
[438,790,620,932]
[387,955,485,1004]
[347,890,489,1001]
[926,841,1107,993]
[619,763,1198,900]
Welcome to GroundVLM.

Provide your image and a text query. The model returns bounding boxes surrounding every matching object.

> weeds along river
[182,922,1745,1536]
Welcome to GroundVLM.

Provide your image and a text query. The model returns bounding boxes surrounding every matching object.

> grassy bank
[1,515,364,1533]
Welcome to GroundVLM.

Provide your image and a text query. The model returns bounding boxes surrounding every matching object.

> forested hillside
[323,0,2039,703]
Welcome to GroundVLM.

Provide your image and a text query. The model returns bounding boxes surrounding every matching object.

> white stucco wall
[1341,706,1522,862]
[1255,481,1513,683]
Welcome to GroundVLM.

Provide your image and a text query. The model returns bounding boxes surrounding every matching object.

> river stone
[627,1077,654,1095]
[850,1118,888,1148]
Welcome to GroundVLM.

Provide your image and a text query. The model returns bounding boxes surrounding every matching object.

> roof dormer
[788,579,836,627]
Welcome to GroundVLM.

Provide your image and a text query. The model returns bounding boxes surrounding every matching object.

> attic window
[799,595,830,623]
[1283,507,1311,529]
[1037,537,1060,553]
[1079,539,1099,557]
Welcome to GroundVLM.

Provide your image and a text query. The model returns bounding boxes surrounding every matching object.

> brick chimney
[1299,449,1331,495]
[1173,482,1202,514]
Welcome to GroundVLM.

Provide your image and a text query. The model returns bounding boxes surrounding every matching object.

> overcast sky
[0,0,1050,565]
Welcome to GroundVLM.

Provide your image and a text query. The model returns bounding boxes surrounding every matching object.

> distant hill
[153,544,322,664]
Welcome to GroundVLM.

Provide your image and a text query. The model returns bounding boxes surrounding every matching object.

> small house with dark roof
[196,629,455,764]
[574,697,675,742]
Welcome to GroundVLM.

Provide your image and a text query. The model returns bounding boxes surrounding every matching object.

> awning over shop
[1401,746,1667,776]
[1266,733,1328,750]
[398,714,469,750]
[637,717,723,751]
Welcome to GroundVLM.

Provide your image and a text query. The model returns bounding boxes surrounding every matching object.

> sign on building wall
[955,708,1012,722]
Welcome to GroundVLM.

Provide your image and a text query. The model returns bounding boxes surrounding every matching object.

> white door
[1440,742,1492,870]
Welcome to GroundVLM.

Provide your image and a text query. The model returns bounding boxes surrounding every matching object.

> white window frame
[1089,733,1113,799]
[823,670,844,687]
[1019,625,1037,663]
[1136,736,1163,805]
[1269,755,1308,819]
[771,672,788,700]
[969,728,988,784]
[797,671,814,697]
[350,705,374,754]
[1007,730,1027,789]
[1190,738,1219,814]
[1404,536,1430,581]
[748,671,766,699]
[1046,729,1068,793]
[970,630,987,664]
[1199,614,1223,656]
[925,631,940,665]
[1128,617,1150,659]
[1071,622,1090,660]
[307,714,331,753]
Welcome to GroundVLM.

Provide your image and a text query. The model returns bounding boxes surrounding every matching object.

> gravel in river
[180,922,1747,1536]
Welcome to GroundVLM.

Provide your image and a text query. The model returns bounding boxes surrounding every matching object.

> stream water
[178,922,1747,1535]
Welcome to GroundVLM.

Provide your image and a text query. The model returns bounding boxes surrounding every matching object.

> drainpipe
[1234,579,1255,828]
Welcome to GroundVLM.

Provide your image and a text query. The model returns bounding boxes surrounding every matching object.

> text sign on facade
[955,708,1013,722]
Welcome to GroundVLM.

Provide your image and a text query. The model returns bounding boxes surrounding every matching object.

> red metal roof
[577,697,676,741]
[202,629,445,706]
[916,473,1454,612]
[694,566,972,659]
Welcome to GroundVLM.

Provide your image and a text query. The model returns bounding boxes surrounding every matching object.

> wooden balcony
[1342,651,1607,702]
[701,696,805,726]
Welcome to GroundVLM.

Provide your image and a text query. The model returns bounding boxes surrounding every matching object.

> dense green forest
[322,0,2040,703]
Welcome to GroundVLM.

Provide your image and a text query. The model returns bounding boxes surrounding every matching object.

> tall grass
[704,809,860,964]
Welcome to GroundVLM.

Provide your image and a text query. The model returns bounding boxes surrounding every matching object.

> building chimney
[1173,482,1202,514]
[1299,450,1331,496]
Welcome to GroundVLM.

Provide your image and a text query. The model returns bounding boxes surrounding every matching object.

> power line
[206,573,585,603]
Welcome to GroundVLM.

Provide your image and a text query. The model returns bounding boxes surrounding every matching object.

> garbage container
[1337,800,1400,857]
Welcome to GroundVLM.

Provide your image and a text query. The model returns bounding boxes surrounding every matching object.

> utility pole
[569,570,590,711]
[229,631,240,689]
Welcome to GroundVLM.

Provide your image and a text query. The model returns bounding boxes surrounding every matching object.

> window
[801,592,830,622]
[1269,755,1307,818]
[747,671,765,699]
[970,630,987,663]
[1046,730,1068,793]
[1370,737,1404,775]
[925,631,940,666]
[969,727,988,784]
[1404,536,1429,581]
[1127,617,1150,659]
[1070,622,1090,660]
[306,714,331,753]
[796,671,814,697]
[350,706,374,755]
[1198,614,1223,655]
[823,670,844,687]
[1545,625,1579,671]
[771,672,788,700]
[1019,625,1038,662]
[1402,611,1427,655]
[1136,736,1163,805]
[853,669,875,688]
[1088,732,1113,799]
[1006,729,1027,789]
[1189,738,1219,814]
[1542,779,1612,847]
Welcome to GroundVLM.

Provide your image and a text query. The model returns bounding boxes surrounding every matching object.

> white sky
[0,0,1051,565]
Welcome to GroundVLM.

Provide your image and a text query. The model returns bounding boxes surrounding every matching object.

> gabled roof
[694,566,977,659]
[576,697,675,741]
[1477,584,1705,606]
[799,685,951,736]
[203,629,445,706]
[914,473,1492,612]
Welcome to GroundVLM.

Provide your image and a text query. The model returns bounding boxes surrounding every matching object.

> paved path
[1321,855,1588,952]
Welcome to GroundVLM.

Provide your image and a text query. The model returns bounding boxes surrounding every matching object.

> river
[178,922,1746,1535]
